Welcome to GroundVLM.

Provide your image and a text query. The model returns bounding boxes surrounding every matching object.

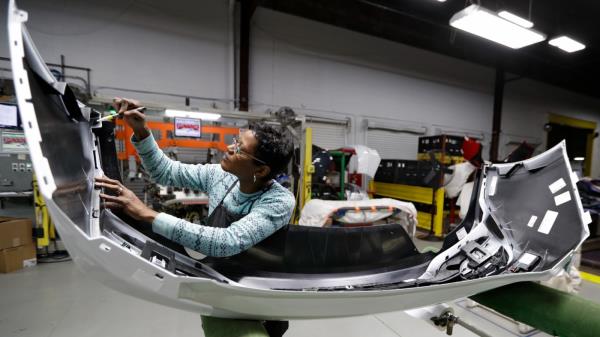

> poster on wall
[0,104,18,128]
[1,131,28,153]
[174,117,202,138]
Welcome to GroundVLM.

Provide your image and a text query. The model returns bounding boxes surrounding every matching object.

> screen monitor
[0,104,19,129]
[174,117,202,138]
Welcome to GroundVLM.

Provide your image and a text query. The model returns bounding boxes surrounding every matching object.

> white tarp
[444,161,477,198]
[300,198,417,236]
[346,145,381,177]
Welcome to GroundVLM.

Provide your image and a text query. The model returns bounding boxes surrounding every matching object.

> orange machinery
[114,119,239,161]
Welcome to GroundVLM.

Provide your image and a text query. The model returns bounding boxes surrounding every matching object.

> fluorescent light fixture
[450,5,546,49]
[436,0,447,2]
[165,109,221,120]
[548,36,586,53]
[498,11,534,28]
[574,157,585,161]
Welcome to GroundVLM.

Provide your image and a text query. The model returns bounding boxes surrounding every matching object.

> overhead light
[165,109,221,120]
[435,0,447,2]
[574,157,585,161]
[450,5,546,49]
[498,11,534,28]
[549,36,586,53]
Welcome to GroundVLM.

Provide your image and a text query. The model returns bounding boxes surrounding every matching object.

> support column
[490,66,504,162]
[238,0,257,111]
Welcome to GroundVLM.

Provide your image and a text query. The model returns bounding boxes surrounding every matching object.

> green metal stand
[329,151,348,200]
[470,282,600,337]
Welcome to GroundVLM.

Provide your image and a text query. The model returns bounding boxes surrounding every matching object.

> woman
[95,98,295,337]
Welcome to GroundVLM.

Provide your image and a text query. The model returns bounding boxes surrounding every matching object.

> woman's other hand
[95,176,157,223]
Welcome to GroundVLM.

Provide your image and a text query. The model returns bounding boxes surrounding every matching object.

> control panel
[0,153,32,192]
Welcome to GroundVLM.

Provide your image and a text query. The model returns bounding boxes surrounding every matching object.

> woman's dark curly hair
[249,122,293,180]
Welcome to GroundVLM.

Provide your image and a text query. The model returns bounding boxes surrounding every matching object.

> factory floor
[2,200,600,337]
[2,244,600,337]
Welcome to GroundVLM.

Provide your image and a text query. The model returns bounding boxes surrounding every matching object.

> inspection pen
[97,106,146,122]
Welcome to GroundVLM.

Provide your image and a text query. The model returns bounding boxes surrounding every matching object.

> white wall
[249,8,497,160]
[250,8,495,144]
[2,3,599,175]
[250,8,600,176]
[0,0,234,108]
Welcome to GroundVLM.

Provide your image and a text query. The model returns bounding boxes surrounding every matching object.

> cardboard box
[0,217,32,250]
[0,242,36,273]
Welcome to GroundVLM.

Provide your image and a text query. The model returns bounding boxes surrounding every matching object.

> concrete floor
[2,199,600,337]
[2,254,600,337]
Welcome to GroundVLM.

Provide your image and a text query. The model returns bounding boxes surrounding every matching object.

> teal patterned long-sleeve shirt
[132,134,295,257]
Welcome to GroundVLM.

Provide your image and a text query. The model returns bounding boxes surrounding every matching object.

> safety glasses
[232,136,267,165]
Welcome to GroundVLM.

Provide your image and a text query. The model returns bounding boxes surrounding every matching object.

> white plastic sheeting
[345,144,381,177]
[299,198,417,236]
[445,161,477,198]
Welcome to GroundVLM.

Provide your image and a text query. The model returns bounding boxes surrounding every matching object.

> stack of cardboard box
[0,217,36,273]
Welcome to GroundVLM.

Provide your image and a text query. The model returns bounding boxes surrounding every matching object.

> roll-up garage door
[367,129,421,160]
[306,120,349,150]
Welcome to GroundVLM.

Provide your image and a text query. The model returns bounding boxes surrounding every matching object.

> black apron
[205,179,270,228]
[202,179,289,336]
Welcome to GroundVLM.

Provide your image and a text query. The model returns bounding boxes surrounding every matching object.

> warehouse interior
[1,0,600,336]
